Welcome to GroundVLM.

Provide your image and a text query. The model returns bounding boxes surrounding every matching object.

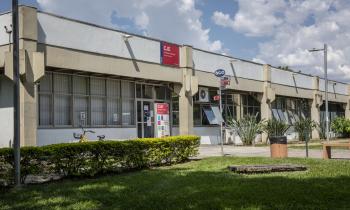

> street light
[308,43,329,142]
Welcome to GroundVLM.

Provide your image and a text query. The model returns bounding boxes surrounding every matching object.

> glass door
[137,100,154,138]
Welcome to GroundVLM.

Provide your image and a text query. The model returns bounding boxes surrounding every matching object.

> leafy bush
[228,114,264,145]
[263,119,289,138]
[0,136,200,186]
[293,118,316,141]
[331,117,350,137]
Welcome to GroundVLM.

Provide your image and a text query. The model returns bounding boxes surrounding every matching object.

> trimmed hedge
[0,136,200,185]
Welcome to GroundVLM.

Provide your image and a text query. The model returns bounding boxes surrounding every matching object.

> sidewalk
[198,145,350,159]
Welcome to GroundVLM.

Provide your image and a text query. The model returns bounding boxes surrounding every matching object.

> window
[54,74,72,126]
[241,94,260,120]
[38,72,136,128]
[121,81,135,125]
[272,96,310,125]
[222,92,235,121]
[171,93,179,126]
[320,103,345,126]
[193,87,219,126]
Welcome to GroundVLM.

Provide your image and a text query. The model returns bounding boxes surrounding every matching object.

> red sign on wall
[156,103,169,115]
[161,42,179,67]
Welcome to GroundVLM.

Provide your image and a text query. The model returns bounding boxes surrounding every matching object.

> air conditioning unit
[198,87,209,102]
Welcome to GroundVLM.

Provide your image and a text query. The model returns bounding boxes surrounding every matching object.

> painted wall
[0,76,14,148]
[37,127,137,146]
[271,67,313,89]
[192,49,263,81]
[193,126,220,145]
[37,13,161,64]
[0,13,11,46]
[319,78,348,95]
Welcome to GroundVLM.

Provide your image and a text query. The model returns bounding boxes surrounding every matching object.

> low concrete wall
[37,127,137,146]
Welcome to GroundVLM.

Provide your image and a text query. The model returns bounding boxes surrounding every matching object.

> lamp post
[309,43,329,142]
[12,0,21,186]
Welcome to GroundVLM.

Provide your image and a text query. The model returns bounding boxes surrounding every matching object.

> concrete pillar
[261,64,274,143]
[18,6,39,146]
[311,76,321,139]
[345,85,350,119]
[177,45,197,135]
[233,93,241,120]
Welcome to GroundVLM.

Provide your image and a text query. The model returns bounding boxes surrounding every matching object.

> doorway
[137,100,154,138]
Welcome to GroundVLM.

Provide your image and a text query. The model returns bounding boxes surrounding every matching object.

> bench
[322,142,350,159]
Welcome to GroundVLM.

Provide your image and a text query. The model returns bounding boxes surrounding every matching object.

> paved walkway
[198,145,350,159]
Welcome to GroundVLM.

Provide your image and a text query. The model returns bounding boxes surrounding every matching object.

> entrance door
[137,100,154,138]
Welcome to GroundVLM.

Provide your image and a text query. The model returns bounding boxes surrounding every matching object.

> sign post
[214,69,226,156]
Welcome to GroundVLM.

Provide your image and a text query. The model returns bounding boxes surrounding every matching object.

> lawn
[1,157,350,210]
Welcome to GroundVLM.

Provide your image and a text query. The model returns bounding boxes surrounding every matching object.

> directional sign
[214,69,225,77]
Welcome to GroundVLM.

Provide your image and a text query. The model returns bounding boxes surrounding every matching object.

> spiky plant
[264,119,289,138]
[227,114,264,145]
[293,118,316,141]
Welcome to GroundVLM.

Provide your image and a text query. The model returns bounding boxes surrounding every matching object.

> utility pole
[12,0,21,186]
[308,43,329,142]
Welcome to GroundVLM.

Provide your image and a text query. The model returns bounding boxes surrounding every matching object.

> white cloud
[36,0,222,52]
[212,0,350,82]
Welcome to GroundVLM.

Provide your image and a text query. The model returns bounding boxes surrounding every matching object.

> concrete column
[261,64,274,143]
[233,93,241,120]
[345,85,350,119]
[177,45,196,135]
[311,76,321,139]
[18,6,39,146]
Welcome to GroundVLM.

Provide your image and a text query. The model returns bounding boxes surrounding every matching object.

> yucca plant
[294,118,316,141]
[264,119,289,138]
[316,121,327,140]
[227,114,264,146]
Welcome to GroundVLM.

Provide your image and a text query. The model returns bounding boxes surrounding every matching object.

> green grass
[1,157,350,210]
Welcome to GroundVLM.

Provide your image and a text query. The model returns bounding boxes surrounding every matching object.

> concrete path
[198,145,350,159]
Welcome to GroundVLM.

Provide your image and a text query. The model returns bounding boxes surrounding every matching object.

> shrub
[228,114,264,145]
[293,118,316,141]
[0,136,200,186]
[263,119,289,138]
[331,117,350,137]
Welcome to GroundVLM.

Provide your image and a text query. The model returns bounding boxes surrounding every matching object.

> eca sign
[161,42,179,67]
[214,69,225,77]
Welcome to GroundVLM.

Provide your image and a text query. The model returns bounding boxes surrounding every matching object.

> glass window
[54,95,71,126]
[155,86,166,100]
[122,99,135,125]
[242,94,260,119]
[38,72,136,128]
[172,93,179,126]
[142,84,153,99]
[39,94,52,126]
[74,96,89,127]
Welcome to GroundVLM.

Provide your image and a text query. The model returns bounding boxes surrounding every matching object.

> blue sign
[214,69,225,77]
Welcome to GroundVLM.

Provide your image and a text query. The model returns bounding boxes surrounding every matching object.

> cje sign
[214,69,225,77]
[161,42,179,67]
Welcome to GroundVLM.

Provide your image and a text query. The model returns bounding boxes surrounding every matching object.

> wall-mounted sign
[161,42,179,67]
[154,103,170,138]
[214,69,225,77]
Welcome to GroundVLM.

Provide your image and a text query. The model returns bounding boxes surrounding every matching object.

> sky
[1,0,350,83]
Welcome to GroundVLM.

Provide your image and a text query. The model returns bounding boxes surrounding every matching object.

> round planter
[269,136,288,158]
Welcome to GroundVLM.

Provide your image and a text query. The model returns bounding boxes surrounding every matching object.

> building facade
[0,6,349,147]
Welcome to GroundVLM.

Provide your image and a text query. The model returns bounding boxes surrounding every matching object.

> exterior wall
[0,75,14,148]
[0,12,11,46]
[271,67,313,89]
[193,126,220,145]
[37,128,137,146]
[37,13,161,64]
[192,49,263,81]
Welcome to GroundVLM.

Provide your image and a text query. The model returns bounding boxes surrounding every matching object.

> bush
[0,136,200,186]
[293,118,316,141]
[331,117,350,137]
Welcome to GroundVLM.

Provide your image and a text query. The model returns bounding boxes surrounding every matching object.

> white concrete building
[0,6,349,147]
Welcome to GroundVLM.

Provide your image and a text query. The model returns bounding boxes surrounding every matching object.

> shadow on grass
[1,168,350,210]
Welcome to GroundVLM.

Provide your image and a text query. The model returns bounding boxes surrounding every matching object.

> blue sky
[1,0,350,82]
